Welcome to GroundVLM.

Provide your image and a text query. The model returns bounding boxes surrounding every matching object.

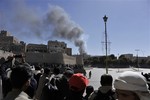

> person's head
[0,57,5,64]
[53,67,60,75]
[86,85,94,95]
[14,54,25,65]
[10,65,33,90]
[6,56,15,66]
[69,73,89,95]
[100,74,113,86]
[44,67,51,76]
[63,69,74,80]
[114,71,150,100]
[34,65,41,71]
[7,56,14,61]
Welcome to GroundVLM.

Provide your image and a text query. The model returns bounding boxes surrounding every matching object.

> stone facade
[48,40,66,53]
[25,52,76,65]
[74,55,84,65]
[0,30,26,54]
[0,30,83,65]
[27,44,47,53]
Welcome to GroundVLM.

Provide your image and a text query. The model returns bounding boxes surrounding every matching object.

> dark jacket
[65,90,85,100]
[56,75,70,99]
[0,62,13,97]
[88,86,116,100]
[40,83,61,100]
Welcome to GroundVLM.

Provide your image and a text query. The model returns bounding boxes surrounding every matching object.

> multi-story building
[0,30,26,54]
[27,43,47,53]
[48,40,66,53]
[47,40,72,55]
[0,30,81,65]
[65,48,72,56]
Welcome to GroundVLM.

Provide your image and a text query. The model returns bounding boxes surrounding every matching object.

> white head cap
[114,71,150,100]
[114,71,149,92]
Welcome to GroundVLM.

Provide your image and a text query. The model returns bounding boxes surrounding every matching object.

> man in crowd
[89,74,116,100]
[3,65,33,100]
[65,73,89,100]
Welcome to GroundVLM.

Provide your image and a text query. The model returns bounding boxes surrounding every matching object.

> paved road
[86,68,102,90]
[85,67,150,90]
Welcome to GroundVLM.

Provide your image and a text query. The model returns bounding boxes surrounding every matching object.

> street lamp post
[103,15,108,74]
[135,49,139,71]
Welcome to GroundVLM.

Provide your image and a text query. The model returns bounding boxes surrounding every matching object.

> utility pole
[103,15,108,74]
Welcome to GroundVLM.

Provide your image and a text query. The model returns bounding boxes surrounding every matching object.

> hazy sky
[0,0,150,56]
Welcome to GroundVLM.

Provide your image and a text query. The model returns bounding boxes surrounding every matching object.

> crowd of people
[141,72,150,89]
[0,55,150,100]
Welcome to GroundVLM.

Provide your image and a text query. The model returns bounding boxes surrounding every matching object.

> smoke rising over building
[45,6,86,55]
[0,1,86,55]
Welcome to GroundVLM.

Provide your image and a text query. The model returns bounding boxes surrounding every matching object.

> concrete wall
[75,55,84,65]
[25,52,76,65]
[63,53,76,65]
